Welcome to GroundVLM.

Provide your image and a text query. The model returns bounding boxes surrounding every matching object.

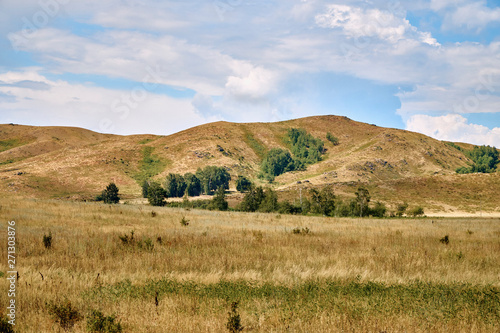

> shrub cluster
[456,145,499,174]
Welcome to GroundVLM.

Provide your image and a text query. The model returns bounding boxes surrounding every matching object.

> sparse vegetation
[134,146,168,184]
[47,300,82,331]
[87,309,123,333]
[43,231,52,249]
[226,302,244,333]
[326,132,339,145]
[1,197,499,332]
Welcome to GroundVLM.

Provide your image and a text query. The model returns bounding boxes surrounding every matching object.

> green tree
[165,173,186,198]
[355,186,371,217]
[236,175,253,193]
[147,182,166,207]
[239,187,265,212]
[370,201,387,218]
[396,202,409,217]
[309,186,336,216]
[196,166,231,194]
[184,173,202,197]
[261,148,295,179]
[210,186,228,211]
[141,180,150,198]
[98,183,120,204]
[259,188,279,212]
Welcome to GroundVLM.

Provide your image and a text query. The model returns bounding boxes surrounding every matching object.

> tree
[370,201,387,218]
[141,180,150,198]
[165,173,186,198]
[259,188,279,212]
[260,148,295,179]
[147,182,166,207]
[355,186,371,217]
[196,166,231,194]
[396,202,408,217]
[239,187,265,212]
[310,186,336,216]
[210,186,228,211]
[408,206,425,217]
[98,183,120,204]
[236,175,252,193]
[184,173,202,197]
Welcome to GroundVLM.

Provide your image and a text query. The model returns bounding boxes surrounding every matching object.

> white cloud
[431,0,500,32]
[0,69,211,135]
[315,4,439,45]
[406,114,500,146]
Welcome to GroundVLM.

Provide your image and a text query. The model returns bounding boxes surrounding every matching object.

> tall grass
[0,196,499,332]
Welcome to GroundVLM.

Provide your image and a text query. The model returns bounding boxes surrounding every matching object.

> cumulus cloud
[0,69,209,135]
[406,114,500,146]
[315,4,439,45]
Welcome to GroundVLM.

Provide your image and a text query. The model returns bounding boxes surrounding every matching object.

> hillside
[1,116,498,214]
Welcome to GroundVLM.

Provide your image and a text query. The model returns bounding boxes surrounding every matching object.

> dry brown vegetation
[3,116,497,216]
[1,197,499,332]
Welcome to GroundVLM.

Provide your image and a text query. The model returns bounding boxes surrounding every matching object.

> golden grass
[0,197,499,332]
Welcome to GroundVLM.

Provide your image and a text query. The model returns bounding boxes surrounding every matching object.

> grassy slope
[0,197,498,332]
[0,116,496,214]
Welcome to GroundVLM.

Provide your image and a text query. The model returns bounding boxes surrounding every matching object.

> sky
[0,0,499,146]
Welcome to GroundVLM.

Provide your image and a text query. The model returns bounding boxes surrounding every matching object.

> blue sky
[0,0,499,146]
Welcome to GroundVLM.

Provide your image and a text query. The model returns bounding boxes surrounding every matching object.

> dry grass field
[1,196,499,332]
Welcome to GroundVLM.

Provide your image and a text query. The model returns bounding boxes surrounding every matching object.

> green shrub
[226,302,244,333]
[409,206,425,217]
[43,231,52,250]
[47,301,82,331]
[235,176,252,193]
[87,309,123,333]
[326,132,339,145]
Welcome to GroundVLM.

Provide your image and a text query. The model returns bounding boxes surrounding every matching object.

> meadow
[0,196,499,332]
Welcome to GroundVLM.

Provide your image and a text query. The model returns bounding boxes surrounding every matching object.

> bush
[370,201,387,218]
[396,202,408,217]
[47,300,82,331]
[440,235,449,245]
[87,309,123,333]
[239,187,265,212]
[235,176,252,193]
[226,302,244,333]
[408,206,425,217]
[210,187,228,211]
[0,316,14,333]
[43,231,52,250]
[147,182,166,207]
[326,132,339,145]
[98,183,120,204]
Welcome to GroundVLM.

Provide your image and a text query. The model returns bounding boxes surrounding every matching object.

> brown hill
[0,116,497,214]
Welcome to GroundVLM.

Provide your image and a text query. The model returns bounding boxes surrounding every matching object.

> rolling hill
[1,116,498,215]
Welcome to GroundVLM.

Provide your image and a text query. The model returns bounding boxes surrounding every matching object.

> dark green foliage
[0,316,14,333]
[396,202,409,217]
[147,182,166,207]
[164,173,186,198]
[440,235,450,245]
[98,183,120,204]
[260,148,295,179]
[180,216,190,226]
[141,180,150,198]
[355,187,371,217]
[226,302,244,333]
[445,142,463,151]
[309,186,336,216]
[456,145,499,174]
[287,128,324,165]
[184,173,202,197]
[370,201,387,218]
[47,301,82,331]
[326,132,339,145]
[43,231,52,250]
[235,176,252,193]
[196,166,231,194]
[259,188,279,213]
[210,187,228,211]
[239,187,265,212]
[87,309,123,333]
